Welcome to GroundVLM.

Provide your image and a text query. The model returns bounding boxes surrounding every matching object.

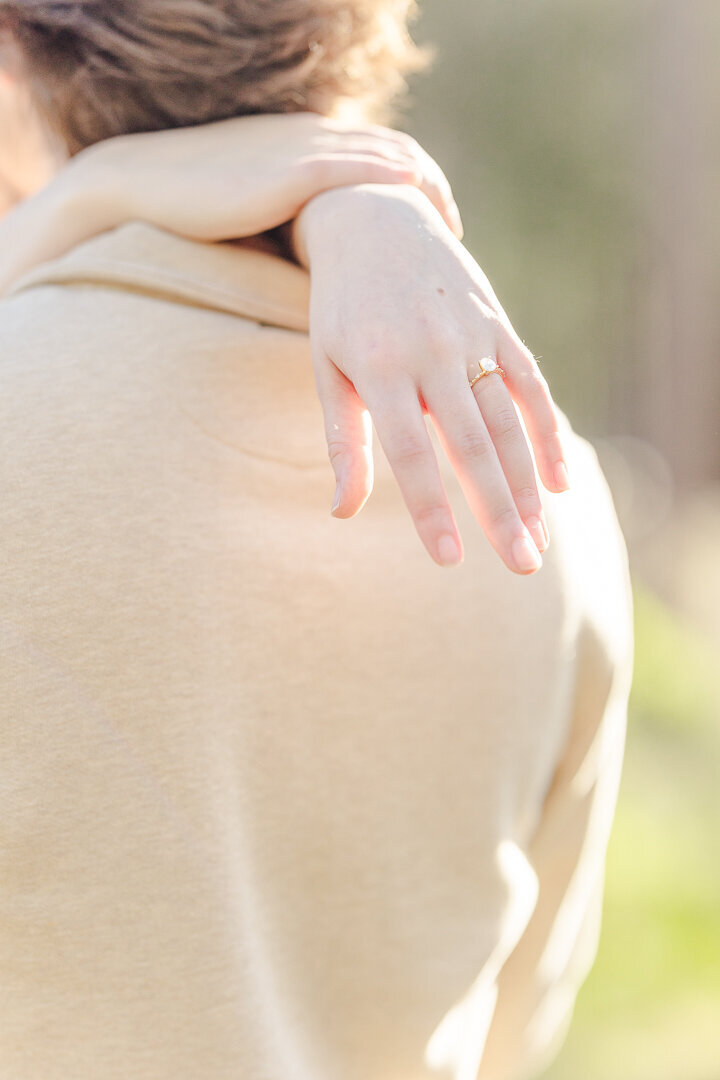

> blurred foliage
[400,4,720,1076]
[405,0,720,485]
[405,0,645,436]
[540,582,720,1080]
[630,585,719,736]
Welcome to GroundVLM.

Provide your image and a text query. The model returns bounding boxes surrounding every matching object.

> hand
[0,112,462,294]
[78,112,464,240]
[294,184,570,575]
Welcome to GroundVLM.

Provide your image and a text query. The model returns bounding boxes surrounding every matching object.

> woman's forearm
[0,114,461,298]
[0,161,118,295]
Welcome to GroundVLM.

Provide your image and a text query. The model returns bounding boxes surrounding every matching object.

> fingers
[312,354,375,518]
[297,143,464,241]
[361,382,464,568]
[424,370,544,575]
[295,152,421,204]
[378,131,464,238]
[326,125,464,238]
[415,172,464,239]
[409,144,464,239]
[495,329,570,494]
[469,369,550,555]
[315,345,547,574]
[315,353,464,568]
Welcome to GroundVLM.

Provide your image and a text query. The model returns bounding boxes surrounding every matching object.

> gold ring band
[469,357,506,389]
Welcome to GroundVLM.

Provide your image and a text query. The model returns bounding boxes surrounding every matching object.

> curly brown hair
[0,0,428,155]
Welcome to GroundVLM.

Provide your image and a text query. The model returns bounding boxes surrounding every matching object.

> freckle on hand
[437,287,445,296]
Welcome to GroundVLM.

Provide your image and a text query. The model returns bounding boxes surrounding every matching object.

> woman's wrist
[291,183,431,269]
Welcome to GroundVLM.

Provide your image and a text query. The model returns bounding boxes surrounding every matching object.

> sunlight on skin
[0,54,64,217]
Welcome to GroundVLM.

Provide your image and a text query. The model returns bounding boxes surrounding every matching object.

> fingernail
[554,461,570,491]
[437,534,463,568]
[331,484,341,514]
[450,201,464,237]
[512,534,542,573]
[526,515,549,554]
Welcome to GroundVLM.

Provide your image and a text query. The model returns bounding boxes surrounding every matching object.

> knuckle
[489,406,521,440]
[354,367,404,410]
[428,322,464,358]
[456,427,492,462]
[413,501,449,527]
[489,502,520,532]
[392,433,429,468]
[327,438,353,466]
[513,485,541,508]
[356,335,404,377]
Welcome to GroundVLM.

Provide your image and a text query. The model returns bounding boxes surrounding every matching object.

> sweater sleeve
[475,608,634,1080]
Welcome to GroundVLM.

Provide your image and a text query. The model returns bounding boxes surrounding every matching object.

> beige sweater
[0,224,632,1080]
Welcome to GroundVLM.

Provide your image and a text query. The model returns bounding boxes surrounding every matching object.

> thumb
[313,353,374,518]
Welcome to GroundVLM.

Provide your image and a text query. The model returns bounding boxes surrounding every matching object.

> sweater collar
[8,222,311,333]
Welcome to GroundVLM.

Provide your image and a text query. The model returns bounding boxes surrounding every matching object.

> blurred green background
[404,1,720,1077]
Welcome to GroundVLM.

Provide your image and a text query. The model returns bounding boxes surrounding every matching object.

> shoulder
[0,228,326,477]
[547,418,634,695]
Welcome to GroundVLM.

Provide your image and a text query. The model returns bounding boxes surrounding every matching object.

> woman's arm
[1,114,569,572]
[0,113,461,296]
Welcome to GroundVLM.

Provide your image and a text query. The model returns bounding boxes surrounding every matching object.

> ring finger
[424,371,543,575]
[468,356,549,554]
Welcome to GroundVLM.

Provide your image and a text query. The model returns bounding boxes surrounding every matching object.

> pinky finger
[497,336,570,494]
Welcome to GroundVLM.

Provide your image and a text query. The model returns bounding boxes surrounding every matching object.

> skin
[295,184,568,572]
[0,53,570,574]
[0,59,59,211]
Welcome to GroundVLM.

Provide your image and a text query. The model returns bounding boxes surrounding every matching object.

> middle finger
[424,370,543,575]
